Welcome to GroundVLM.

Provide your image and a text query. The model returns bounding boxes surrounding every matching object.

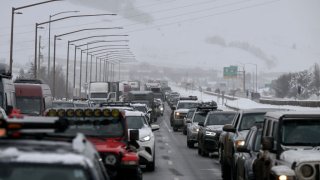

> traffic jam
[1,0,320,180]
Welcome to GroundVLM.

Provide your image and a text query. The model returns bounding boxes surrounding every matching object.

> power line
[123,0,281,33]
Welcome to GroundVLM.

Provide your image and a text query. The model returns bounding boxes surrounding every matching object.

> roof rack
[14,79,43,84]
[179,96,198,100]
[100,102,131,107]
[0,117,69,138]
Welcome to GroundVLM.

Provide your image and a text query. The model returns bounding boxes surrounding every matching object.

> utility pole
[37,35,41,78]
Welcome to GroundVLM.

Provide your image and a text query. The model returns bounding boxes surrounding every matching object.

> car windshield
[177,102,198,109]
[16,97,41,115]
[52,102,74,108]
[126,116,148,129]
[65,118,124,138]
[134,106,147,113]
[0,164,89,180]
[282,120,320,146]
[239,113,265,130]
[193,113,207,123]
[90,93,108,98]
[206,113,236,126]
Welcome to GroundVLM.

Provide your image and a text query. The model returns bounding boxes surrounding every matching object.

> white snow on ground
[171,84,320,111]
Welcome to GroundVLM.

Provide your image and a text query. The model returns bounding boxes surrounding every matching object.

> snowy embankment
[171,85,320,111]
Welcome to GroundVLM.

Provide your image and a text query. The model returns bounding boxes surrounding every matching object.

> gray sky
[0,0,319,74]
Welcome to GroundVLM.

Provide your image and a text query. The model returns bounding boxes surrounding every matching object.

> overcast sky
[0,0,319,74]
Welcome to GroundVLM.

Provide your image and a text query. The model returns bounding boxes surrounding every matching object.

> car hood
[206,125,224,132]
[175,109,190,113]
[128,127,152,140]
[280,149,320,165]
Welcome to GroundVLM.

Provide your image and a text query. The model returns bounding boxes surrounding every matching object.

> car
[197,111,236,156]
[125,110,160,171]
[0,116,110,180]
[154,98,164,116]
[234,126,262,180]
[0,63,16,114]
[46,107,143,180]
[183,108,196,135]
[186,105,218,148]
[252,111,320,180]
[219,109,279,180]
[130,103,152,122]
[171,96,199,131]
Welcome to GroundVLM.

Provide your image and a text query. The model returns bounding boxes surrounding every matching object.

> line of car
[167,93,320,180]
[0,99,163,180]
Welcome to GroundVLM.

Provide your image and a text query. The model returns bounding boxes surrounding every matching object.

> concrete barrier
[259,98,320,107]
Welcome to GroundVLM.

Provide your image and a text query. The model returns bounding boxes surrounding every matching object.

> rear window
[206,113,236,126]
[0,164,89,180]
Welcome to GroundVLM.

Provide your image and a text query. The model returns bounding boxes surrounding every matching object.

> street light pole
[48,10,79,76]
[9,0,62,74]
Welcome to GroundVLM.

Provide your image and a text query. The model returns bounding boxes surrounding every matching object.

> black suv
[198,111,236,157]
[0,116,110,180]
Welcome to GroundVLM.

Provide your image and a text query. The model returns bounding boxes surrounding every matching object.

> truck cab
[88,82,119,104]
[14,79,52,116]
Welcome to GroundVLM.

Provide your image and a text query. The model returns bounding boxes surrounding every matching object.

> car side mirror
[198,122,204,127]
[223,124,236,133]
[151,124,160,131]
[171,106,176,110]
[148,109,152,113]
[129,129,139,141]
[262,136,274,151]
[186,120,191,124]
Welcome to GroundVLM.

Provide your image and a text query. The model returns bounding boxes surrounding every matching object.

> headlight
[175,112,180,116]
[205,131,216,136]
[160,107,164,111]
[140,135,151,142]
[301,164,314,178]
[278,175,287,180]
[105,154,117,165]
[192,127,199,132]
[235,140,245,147]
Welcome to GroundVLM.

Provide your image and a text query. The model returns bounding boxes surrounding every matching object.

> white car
[125,110,160,171]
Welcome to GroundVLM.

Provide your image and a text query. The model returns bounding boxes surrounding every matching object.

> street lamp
[65,35,128,98]
[9,0,62,74]
[35,13,117,79]
[48,10,80,76]
[246,63,258,92]
[52,27,122,97]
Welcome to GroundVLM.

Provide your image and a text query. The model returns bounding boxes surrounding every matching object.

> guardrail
[203,91,238,101]
[259,98,320,107]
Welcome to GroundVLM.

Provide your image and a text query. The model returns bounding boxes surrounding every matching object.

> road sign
[223,66,238,79]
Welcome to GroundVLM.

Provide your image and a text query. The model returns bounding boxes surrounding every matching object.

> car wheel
[146,160,155,171]
[198,147,202,155]
[173,127,178,132]
[222,159,231,180]
[219,146,223,164]
[187,141,194,148]
[183,128,187,135]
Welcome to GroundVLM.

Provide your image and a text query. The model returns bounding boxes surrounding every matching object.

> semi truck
[88,81,120,104]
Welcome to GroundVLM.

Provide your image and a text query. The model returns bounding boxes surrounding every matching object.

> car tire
[183,128,187,135]
[219,146,223,164]
[187,141,194,148]
[222,159,231,180]
[146,150,156,171]
[173,127,178,132]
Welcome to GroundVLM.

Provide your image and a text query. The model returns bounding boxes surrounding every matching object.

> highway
[144,104,223,180]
